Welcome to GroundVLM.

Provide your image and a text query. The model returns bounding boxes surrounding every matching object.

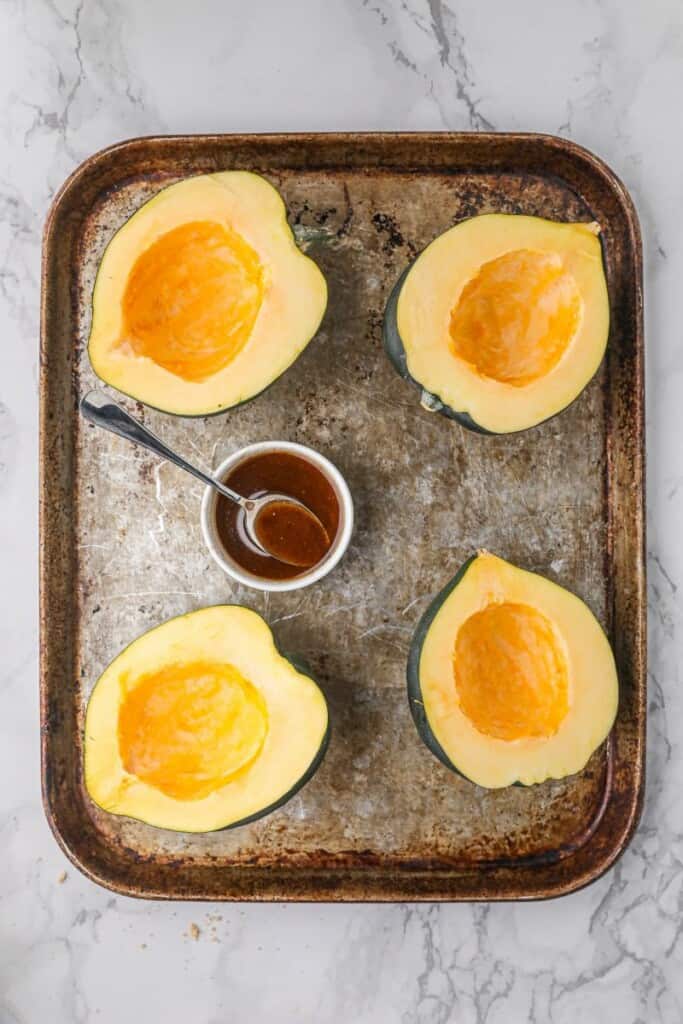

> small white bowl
[200,440,354,592]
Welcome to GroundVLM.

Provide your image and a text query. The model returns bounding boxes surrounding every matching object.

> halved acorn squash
[383,214,610,434]
[88,172,327,416]
[84,606,329,831]
[408,552,618,788]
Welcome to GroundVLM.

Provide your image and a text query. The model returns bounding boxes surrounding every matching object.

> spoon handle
[80,390,246,506]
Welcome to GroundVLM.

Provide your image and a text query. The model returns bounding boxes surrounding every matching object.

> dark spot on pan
[372,211,415,257]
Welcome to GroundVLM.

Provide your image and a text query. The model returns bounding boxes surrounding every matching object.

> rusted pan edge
[40,133,645,901]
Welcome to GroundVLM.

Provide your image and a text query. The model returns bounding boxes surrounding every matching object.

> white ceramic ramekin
[200,440,354,592]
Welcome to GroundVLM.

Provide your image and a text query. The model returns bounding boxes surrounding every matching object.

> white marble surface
[1,0,681,1020]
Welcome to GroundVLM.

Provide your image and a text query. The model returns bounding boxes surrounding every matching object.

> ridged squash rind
[407,556,478,773]
[383,270,493,435]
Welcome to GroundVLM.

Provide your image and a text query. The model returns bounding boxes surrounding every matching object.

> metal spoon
[80,390,329,567]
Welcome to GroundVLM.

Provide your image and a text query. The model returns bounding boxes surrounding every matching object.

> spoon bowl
[248,493,331,568]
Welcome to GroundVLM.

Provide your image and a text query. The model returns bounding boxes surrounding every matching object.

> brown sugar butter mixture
[215,451,340,580]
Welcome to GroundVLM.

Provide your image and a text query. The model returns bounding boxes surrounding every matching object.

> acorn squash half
[88,172,327,416]
[383,214,610,434]
[84,606,329,832]
[408,552,618,788]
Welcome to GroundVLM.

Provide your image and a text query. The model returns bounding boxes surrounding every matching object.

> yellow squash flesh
[396,214,610,433]
[84,606,329,832]
[415,552,618,788]
[88,172,327,416]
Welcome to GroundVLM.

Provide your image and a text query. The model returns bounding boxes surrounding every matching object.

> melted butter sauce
[253,500,330,568]
[215,451,340,580]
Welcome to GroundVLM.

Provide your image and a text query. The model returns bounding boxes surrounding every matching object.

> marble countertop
[2,1,681,1020]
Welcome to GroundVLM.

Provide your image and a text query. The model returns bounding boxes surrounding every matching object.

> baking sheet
[40,133,645,900]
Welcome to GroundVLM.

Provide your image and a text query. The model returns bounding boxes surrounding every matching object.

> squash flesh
[117,661,267,801]
[84,606,329,831]
[415,552,618,788]
[88,172,328,416]
[395,214,609,434]
[454,601,569,741]
[121,221,263,383]
[449,249,582,386]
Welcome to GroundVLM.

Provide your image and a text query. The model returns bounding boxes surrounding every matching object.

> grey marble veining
[1,0,681,1021]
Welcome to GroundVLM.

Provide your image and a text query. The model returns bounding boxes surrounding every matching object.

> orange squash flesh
[117,660,268,801]
[121,220,264,383]
[449,249,582,387]
[453,601,569,741]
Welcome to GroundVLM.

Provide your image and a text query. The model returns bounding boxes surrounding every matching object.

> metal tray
[40,133,645,901]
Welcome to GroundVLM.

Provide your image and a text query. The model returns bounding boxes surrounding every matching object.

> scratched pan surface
[40,134,645,901]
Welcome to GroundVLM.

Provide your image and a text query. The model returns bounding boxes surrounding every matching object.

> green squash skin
[85,605,330,832]
[382,268,493,436]
[149,717,330,833]
[220,713,330,832]
[221,637,330,831]
[87,292,320,420]
[87,365,288,421]
[382,262,602,437]
[407,555,478,780]
[408,557,527,788]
